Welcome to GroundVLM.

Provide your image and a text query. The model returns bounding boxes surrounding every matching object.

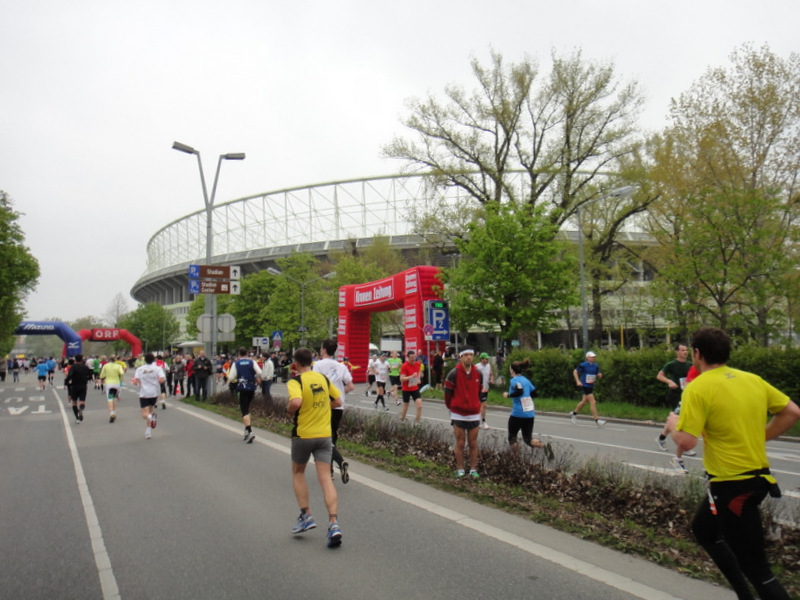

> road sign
[252,337,270,347]
[188,280,235,295]
[425,300,450,341]
[217,314,236,333]
[187,265,241,280]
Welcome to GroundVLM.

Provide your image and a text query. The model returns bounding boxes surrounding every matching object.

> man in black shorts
[228,347,262,444]
[65,355,93,424]
[443,349,483,478]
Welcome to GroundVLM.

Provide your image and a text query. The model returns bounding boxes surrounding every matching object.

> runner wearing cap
[475,352,494,429]
[569,351,606,426]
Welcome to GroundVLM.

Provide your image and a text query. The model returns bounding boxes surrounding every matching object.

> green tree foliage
[384,50,651,348]
[645,43,800,343]
[0,191,40,355]
[118,303,179,353]
[444,202,576,346]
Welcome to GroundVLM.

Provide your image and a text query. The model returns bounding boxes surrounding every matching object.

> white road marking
[54,388,120,600]
[175,403,686,600]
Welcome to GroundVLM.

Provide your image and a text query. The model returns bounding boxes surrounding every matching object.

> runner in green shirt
[387,351,402,405]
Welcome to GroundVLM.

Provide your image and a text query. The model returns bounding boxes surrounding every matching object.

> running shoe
[570,412,577,424]
[595,419,606,426]
[395,399,401,406]
[655,437,667,451]
[456,469,465,478]
[161,401,167,410]
[243,430,251,441]
[364,390,369,397]
[327,523,342,548]
[246,433,255,444]
[670,456,688,473]
[340,461,350,484]
[384,407,390,412]
[78,410,84,422]
[544,442,555,461]
[291,513,317,534]
[109,414,116,424]
[482,421,490,430]
[145,427,152,439]
[149,412,157,429]
[469,470,479,479]
[684,449,697,457]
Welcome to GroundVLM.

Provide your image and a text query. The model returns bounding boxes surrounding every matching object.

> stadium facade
[131,173,655,347]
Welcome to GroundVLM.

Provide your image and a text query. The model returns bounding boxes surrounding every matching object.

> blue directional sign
[426,300,450,341]
[188,280,200,294]
[188,264,200,279]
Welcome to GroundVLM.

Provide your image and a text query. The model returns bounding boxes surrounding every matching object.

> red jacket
[443,363,482,417]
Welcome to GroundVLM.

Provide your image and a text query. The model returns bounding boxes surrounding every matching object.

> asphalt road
[1,373,793,600]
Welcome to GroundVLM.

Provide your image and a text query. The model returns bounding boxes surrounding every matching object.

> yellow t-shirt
[100,362,125,386]
[287,370,341,439]
[677,366,789,482]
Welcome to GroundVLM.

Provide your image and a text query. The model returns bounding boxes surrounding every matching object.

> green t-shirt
[387,357,402,376]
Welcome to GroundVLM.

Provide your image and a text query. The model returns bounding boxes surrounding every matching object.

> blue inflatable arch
[14,321,83,357]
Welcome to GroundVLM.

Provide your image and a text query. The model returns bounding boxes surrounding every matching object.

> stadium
[131,172,655,348]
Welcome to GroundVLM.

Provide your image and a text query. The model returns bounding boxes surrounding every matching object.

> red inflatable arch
[337,266,446,383]
[77,328,143,358]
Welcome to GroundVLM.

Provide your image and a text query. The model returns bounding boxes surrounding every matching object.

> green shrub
[503,345,800,407]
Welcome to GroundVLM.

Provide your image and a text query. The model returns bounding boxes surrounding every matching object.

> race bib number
[521,396,534,412]
[409,376,420,387]
[585,374,596,384]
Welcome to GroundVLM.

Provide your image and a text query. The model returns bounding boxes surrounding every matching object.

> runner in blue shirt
[569,351,606,426]
[34,360,50,391]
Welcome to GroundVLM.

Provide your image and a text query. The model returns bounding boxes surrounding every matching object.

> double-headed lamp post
[172,141,245,393]
[267,268,336,347]
[577,185,636,351]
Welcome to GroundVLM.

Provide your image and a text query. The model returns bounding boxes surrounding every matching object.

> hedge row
[499,346,800,407]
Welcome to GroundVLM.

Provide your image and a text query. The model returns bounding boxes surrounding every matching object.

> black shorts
[368,374,376,384]
[581,386,595,396]
[37,375,46,382]
[402,389,421,403]
[139,397,157,409]
[479,391,488,403]
[508,415,535,444]
[238,389,255,416]
[377,380,387,391]
[451,419,481,430]
[390,375,401,387]
[70,386,88,402]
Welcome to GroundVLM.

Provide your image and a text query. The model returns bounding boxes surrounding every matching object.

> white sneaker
[655,437,667,451]
[684,449,697,457]
[482,421,490,430]
[569,412,577,424]
[145,427,152,439]
[670,456,687,473]
[595,419,606,426]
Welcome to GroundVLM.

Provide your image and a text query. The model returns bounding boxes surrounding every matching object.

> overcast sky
[2,0,798,324]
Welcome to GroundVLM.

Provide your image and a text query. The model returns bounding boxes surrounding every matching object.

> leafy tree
[443,201,576,347]
[384,50,651,347]
[118,303,179,353]
[645,43,800,343]
[0,191,40,355]
[264,253,336,350]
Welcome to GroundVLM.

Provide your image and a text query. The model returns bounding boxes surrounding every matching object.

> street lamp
[267,268,336,347]
[577,185,636,351]
[172,141,245,394]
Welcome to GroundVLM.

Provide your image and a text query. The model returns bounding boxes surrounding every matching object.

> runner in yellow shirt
[286,348,343,548]
[670,327,800,600]
[99,355,126,423]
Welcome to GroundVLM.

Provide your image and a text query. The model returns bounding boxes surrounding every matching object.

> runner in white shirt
[314,339,355,483]
[131,353,166,440]
[373,354,390,411]
[364,355,377,396]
